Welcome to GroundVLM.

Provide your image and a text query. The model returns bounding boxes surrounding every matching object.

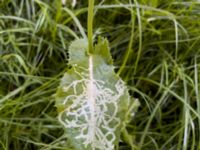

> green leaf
[55,37,138,150]
[94,37,113,65]
[68,38,88,66]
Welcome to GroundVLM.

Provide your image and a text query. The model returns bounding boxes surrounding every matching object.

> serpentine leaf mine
[55,37,138,150]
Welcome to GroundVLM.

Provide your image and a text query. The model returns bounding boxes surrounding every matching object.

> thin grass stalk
[183,77,189,150]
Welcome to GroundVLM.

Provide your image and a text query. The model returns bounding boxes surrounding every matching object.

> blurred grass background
[1,0,200,149]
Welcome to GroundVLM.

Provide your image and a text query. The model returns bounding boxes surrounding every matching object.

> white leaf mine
[58,55,126,150]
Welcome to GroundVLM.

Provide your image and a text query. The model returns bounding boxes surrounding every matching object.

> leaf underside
[55,37,134,150]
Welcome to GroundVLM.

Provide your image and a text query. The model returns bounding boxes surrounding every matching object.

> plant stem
[87,0,94,54]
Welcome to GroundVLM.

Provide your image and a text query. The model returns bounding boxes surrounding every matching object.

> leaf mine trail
[55,38,136,150]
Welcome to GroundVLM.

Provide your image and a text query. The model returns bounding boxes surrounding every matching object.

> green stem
[134,0,142,75]
[87,0,94,54]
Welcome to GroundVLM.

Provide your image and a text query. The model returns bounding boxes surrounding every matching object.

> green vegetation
[1,0,200,149]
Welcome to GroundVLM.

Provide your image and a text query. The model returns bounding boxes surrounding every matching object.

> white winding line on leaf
[58,56,126,149]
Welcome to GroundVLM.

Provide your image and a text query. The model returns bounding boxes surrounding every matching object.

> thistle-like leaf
[55,37,138,150]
